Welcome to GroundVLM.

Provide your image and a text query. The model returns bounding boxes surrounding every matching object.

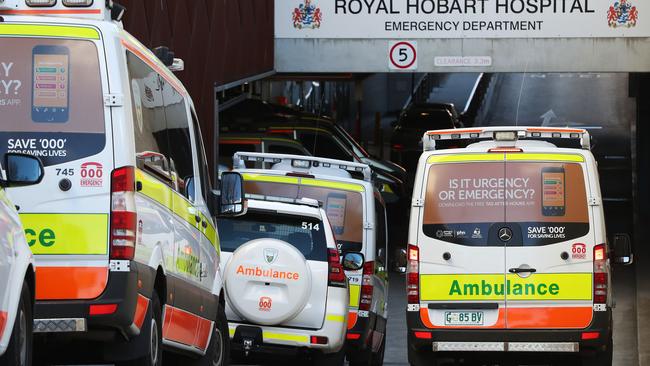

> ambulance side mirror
[0,153,44,188]
[612,234,633,265]
[218,172,247,217]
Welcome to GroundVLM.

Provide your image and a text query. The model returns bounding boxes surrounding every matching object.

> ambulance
[0,2,244,365]
[406,127,633,366]
[231,152,389,365]
[0,153,43,366]
[217,197,350,364]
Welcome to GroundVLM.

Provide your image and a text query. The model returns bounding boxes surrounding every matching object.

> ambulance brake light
[593,244,608,304]
[407,245,419,304]
[25,0,55,6]
[62,0,93,6]
[327,249,346,288]
[89,304,118,316]
[110,166,137,261]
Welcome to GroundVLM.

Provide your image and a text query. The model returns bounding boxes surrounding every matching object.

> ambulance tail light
[593,244,608,304]
[407,244,420,304]
[359,261,375,312]
[328,249,346,288]
[110,166,137,261]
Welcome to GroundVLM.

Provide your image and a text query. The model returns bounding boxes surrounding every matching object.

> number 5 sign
[389,41,417,71]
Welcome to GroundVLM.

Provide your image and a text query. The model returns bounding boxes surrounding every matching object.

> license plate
[444,311,484,326]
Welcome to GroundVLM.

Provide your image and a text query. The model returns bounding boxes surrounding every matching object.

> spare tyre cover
[224,238,312,326]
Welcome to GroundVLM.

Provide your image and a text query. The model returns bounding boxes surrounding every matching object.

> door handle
[509,268,537,274]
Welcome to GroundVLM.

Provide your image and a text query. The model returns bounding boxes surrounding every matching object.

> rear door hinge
[413,198,424,207]
[104,93,124,107]
[588,196,601,206]
[364,222,373,230]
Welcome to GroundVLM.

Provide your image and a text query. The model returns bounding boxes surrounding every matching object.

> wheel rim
[18,309,26,366]
[211,326,224,366]
[150,318,159,365]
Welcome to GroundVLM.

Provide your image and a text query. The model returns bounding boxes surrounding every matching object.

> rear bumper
[228,287,348,355]
[34,261,144,338]
[407,308,612,354]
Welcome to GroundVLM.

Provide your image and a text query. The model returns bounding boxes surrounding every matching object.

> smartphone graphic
[326,193,347,235]
[542,167,566,216]
[32,45,70,123]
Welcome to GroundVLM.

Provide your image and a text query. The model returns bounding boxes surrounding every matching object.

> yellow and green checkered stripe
[135,169,217,248]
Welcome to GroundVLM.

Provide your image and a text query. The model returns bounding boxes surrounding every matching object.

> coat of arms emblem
[608,0,638,28]
[264,248,279,264]
[292,0,322,29]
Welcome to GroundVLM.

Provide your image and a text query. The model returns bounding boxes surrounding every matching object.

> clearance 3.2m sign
[276,0,648,38]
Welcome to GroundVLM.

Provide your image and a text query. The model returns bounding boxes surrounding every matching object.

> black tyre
[371,334,386,366]
[116,292,163,366]
[0,282,33,366]
[580,336,613,366]
[408,348,437,366]
[314,347,345,366]
[188,302,230,366]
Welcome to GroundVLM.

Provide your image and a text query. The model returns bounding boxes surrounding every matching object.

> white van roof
[233,152,373,182]
[423,126,591,151]
[0,0,112,21]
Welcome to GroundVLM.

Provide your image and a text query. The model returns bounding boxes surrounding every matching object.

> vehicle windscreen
[217,212,328,261]
[423,161,589,246]
[0,38,105,166]
[244,180,365,252]
[402,110,454,130]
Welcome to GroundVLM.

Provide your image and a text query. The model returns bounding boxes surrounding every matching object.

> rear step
[34,318,86,333]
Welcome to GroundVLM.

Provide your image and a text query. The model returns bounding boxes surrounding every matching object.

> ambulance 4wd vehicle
[0,153,44,366]
[406,127,633,366]
[217,197,351,364]
[232,153,389,366]
[0,2,245,365]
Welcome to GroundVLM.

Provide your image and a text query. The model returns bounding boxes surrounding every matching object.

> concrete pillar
[634,73,650,366]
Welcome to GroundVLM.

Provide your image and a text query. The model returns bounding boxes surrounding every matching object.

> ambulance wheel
[580,336,613,366]
[0,282,33,366]
[188,302,230,366]
[117,292,163,366]
[408,348,438,366]
[314,347,345,366]
[371,334,386,366]
[348,348,372,366]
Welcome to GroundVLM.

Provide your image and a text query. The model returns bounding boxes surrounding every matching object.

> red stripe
[162,305,212,349]
[133,295,150,330]
[0,311,6,339]
[0,9,101,15]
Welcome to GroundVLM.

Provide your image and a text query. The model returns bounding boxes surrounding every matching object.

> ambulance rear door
[0,26,112,302]
[418,154,508,330]
[503,153,594,330]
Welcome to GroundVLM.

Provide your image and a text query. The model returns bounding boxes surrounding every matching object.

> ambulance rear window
[422,161,589,246]
[0,38,105,166]
[217,212,328,261]
[244,180,365,252]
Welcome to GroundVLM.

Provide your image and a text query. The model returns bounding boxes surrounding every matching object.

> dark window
[374,198,387,266]
[191,112,212,204]
[402,110,455,130]
[267,143,306,156]
[162,81,193,198]
[217,212,328,261]
[127,52,172,184]
[298,131,352,161]
[219,143,258,169]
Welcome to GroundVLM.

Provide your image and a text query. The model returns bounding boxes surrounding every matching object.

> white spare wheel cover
[224,238,312,325]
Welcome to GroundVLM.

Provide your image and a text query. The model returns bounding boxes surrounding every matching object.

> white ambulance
[218,197,350,364]
[0,2,244,365]
[0,153,43,366]
[406,127,633,366]
[231,152,389,366]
